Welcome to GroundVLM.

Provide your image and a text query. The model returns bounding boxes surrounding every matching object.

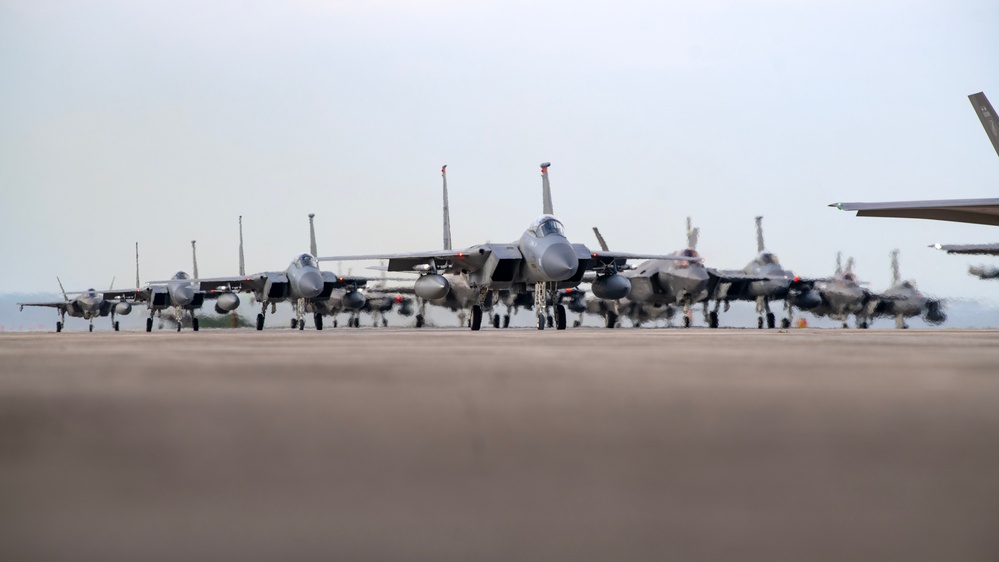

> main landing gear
[471,305,483,331]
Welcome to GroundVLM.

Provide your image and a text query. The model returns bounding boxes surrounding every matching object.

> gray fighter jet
[588,218,769,329]
[871,250,946,328]
[18,277,135,332]
[711,216,822,329]
[186,216,361,331]
[318,162,689,331]
[808,253,879,328]
[129,240,241,332]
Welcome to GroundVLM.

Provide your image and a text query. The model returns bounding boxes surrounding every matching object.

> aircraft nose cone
[299,271,323,298]
[541,243,578,281]
[173,285,194,306]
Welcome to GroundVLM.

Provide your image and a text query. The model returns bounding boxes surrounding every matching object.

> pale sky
[2,0,998,300]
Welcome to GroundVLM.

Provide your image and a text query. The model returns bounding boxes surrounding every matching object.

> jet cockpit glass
[676,248,700,268]
[758,252,780,266]
[531,215,565,238]
[174,271,191,280]
[296,254,319,269]
[843,272,857,282]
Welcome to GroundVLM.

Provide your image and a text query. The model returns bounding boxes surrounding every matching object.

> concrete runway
[2,329,998,561]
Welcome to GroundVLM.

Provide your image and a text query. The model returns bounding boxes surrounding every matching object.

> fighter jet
[808,253,879,328]
[18,277,135,332]
[587,218,770,329]
[318,162,690,331]
[128,240,241,332]
[710,216,822,329]
[184,216,375,331]
[870,250,946,329]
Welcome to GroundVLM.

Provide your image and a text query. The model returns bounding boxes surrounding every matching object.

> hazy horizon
[2,0,998,302]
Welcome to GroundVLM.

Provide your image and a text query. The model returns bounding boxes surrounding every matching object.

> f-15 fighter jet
[319,162,692,331]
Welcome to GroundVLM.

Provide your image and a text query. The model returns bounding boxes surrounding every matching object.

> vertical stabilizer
[109,277,115,291]
[846,257,855,275]
[57,277,68,302]
[890,249,901,285]
[238,216,246,277]
[308,213,318,257]
[755,216,765,253]
[135,242,140,287]
[835,252,843,275]
[442,165,452,250]
[540,162,553,215]
[969,92,999,158]
[191,240,199,279]
[592,227,610,252]
[686,217,699,250]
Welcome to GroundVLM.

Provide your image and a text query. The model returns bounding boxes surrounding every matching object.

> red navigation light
[794,276,800,282]
[458,252,464,257]
[565,288,572,293]
[394,295,403,303]
[592,253,598,258]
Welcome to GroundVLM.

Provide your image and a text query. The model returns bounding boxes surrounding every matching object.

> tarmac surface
[1,328,998,561]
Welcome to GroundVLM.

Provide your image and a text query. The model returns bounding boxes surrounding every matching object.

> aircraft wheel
[56,321,63,333]
[605,311,618,329]
[299,319,305,331]
[114,321,120,332]
[87,324,93,333]
[192,318,199,332]
[503,315,511,328]
[682,316,691,328]
[555,305,567,330]
[256,314,265,331]
[471,305,483,331]
[382,319,388,327]
[780,318,791,329]
[492,314,500,329]
[333,320,338,328]
[146,318,153,332]
[757,317,764,329]
[176,322,181,332]
[415,315,424,328]
[291,318,298,329]
[537,314,545,330]
[860,321,869,329]
[708,311,719,329]
[573,320,581,328]
[315,313,324,331]
[353,318,361,328]
[766,313,776,329]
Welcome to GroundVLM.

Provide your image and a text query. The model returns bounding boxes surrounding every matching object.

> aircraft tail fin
[592,227,610,251]
[57,277,69,302]
[238,216,246,277]
[191,240,199,279]
[442,165,452,250]
[890,249,900,285]
[755,216,765,253]
[686,217,699,250]
[109,277,115,291]
[969,92,999,159]
[835,252,843,275]
[846,256,855,275]
[135,242,140,286]
[540,162,553,215]
[308,214,318,257]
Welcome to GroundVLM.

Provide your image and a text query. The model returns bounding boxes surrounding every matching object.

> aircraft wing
[932,243,999,256]
[317,248,493,274]
[17,301,68,312]
[101,288,149,302]
[830,198,999,227]
[184,275,269,293]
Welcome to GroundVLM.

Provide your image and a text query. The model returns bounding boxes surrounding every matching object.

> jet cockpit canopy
[173,271,191,280]
[530,215,566,238]
[295,254,319,269]
[758,252,780,266]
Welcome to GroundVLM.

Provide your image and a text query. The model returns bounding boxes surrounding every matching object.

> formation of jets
[21,90,998,332]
